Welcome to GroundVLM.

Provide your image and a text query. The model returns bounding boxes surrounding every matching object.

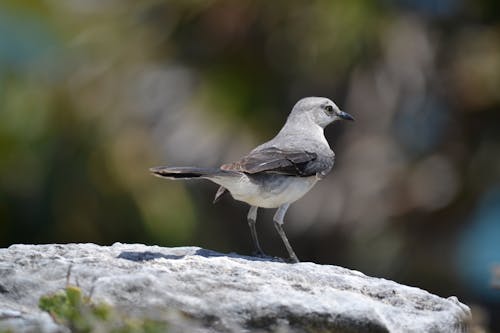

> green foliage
[39,286,169,333]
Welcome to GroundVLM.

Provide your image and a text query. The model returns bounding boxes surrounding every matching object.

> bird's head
[291,97,354,128]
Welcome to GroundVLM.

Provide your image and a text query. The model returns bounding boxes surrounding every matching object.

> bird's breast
[222,174,318,208]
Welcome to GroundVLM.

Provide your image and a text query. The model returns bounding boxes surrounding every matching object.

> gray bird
[150,97,354,263]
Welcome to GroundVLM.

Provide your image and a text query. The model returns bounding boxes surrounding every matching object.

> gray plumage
[150,97,354,263]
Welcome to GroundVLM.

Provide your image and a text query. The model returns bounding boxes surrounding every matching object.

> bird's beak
[337,110,355,121]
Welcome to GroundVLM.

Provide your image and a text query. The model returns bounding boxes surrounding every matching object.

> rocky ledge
[0,243,470,332]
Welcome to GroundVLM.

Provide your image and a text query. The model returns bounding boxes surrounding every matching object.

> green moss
[39,285,169,333]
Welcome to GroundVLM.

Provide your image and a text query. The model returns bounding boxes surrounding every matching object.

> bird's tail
[149,166,232,179]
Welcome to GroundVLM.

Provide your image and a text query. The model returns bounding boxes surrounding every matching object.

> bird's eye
[324,105,334,113]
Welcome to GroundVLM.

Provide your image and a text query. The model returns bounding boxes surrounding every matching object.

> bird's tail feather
[150,166,234,179]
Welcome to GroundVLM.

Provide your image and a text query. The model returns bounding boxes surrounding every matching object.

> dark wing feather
[221,147,333,177]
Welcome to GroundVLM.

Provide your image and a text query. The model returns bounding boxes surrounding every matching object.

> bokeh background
[1,0,499,330]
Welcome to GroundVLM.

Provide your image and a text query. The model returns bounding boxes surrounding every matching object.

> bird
[150,97,354,263]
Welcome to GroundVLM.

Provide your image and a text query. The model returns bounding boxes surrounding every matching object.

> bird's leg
[273,204,299,263]
[247,206,266,257]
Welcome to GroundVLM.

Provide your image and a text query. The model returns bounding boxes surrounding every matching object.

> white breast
[215,174,318,208]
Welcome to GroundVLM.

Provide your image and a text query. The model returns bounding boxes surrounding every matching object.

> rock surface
[0,243,470,332]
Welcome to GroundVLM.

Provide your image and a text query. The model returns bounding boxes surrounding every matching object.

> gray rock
[0,243,470,332]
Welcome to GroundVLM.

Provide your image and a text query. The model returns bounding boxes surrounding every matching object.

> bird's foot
[285,253,300,264]
[286,256,300,264]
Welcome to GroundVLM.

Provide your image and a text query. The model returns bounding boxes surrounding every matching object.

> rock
[0,243,470,332]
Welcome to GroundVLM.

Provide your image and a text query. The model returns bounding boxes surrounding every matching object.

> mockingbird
[150,97,353,263]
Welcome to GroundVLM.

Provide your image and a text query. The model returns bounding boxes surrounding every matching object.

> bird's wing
[221,147,334,177]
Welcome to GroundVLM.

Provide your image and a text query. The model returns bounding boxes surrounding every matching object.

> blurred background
[1,0,499,330]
